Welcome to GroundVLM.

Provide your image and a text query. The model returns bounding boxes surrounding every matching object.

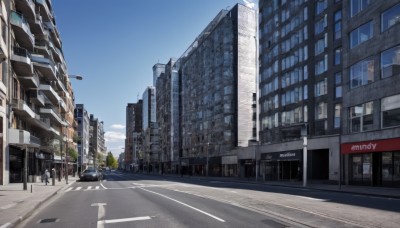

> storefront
[341,138,400,187]
[261,150,302,181]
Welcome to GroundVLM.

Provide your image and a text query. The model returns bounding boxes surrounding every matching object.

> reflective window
[334,48,342,65]
[315,78,328,97]
[350,21,373,48]
[334,104,341,128]
[381,45,400,78]
[350,57,374,89]
[381,94,400,128]
[334,10,342,40]
[316,0,327,15]
[316,102,327,120]
[350,101,374,132]
[381,3,400,32]
[350,0,371,17]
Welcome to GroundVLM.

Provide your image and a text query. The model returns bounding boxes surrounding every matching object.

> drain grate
[39,218,58,223]
[261,219,288,228]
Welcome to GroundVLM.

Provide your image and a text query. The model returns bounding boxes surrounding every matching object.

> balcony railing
[13,46,31,58]
[10,11,35,48]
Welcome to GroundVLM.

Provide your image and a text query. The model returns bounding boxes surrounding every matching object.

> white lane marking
[96,186,100,190]
[74,187,82,191]
[295,196,326,201]
[139,187,225,222]
[100,182,108,189]
[65,187,73,192]
[97,216,151,225]
[0,222,11,228]
[91,203,107,228]
[0,203,17,210]
[87,186,93,190]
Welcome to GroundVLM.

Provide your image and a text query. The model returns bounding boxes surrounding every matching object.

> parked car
[80,168,100,181]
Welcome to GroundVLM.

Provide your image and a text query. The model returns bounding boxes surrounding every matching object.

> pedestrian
[45,169,50,185]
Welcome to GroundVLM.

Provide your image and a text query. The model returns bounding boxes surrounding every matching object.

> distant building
[125,100,143,172]
[90,115,107,167]
[74,104,90,172]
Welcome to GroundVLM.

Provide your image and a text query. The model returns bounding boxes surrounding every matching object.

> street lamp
[68,74,83,80]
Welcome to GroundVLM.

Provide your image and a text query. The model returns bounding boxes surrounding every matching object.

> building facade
[340,0,400,187]
[156,58,180,174]
[3,0,78,184]
[180,4,257,177]
[74,104,90,173]
[125,100,143,172]
[89,114,106,168]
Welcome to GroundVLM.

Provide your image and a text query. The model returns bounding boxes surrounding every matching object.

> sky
[52,0,255,157]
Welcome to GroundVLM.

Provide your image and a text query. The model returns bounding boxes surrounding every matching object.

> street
[17,171,400,228]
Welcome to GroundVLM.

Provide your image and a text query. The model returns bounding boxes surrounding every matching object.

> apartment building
[180,4,257,177]
[124,100,143,172]
[156,58,180,174]
[258,0,343,183]
[74,104,90,173]
[89,114,106,168]
[142,86,159,173]
[340,0,400,187]
[3,0,77,184]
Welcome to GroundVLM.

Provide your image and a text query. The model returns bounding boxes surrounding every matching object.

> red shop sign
[341,138,400,154]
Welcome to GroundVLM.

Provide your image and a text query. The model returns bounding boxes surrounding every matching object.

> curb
[3,179,77,228]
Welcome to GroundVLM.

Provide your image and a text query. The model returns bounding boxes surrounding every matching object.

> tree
[68,148,78,162]
[106,152,118,169]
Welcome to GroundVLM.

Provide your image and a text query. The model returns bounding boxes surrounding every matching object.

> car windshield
[83,169,95,173]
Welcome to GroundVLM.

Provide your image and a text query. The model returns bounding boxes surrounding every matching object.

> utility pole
[23,146,28,190]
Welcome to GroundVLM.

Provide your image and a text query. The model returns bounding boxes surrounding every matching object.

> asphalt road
[18,171,400,228]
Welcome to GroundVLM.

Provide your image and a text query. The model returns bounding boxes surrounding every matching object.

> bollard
[52,169,56,186]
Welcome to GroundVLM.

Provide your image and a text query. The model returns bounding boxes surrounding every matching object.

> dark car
[80,168,100,181]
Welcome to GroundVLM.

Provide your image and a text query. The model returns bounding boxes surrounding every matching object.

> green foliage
[106,152,118,169]
[68,148,78,161]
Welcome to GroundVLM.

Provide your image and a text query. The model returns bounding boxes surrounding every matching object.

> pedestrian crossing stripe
[65,186,102,192]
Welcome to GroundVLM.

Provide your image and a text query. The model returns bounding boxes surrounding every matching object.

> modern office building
[89,114,107,168]
[74,104,90,173]
[142,86,159,173]
[3,0,78,184]
[180,4,257,176]
[156,58,180,174]
[340,0,400,187]
[124,100,143,171]
[258,0,343,183]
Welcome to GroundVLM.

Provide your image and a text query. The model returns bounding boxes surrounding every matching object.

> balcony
[58,62,67,75]
[39,84,60,105]
[9,128,41,148]
[35,0,53,22]
[30,90,45,106]
[31,54,57,81]
[31,114,50,131]
[12,99,35,119]
[11,46,34,76]
[10,11,34,50]
[19,73,40,89]
[29,14,45,36]
[39,106,64,125]
[15,0,35,20]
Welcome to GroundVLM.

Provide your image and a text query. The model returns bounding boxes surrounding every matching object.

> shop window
[350,57,374,89]
[394,152,400,186]
[382,152,393,183]
[381,94,400,128]
[350,21,373,48]
[350,101,374,132]
[381,3,400,32]
[381,45,400,79]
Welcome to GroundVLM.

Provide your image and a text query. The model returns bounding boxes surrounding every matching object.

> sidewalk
[0,176,78,228]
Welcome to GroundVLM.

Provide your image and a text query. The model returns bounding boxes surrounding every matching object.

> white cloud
[110,124,125,129]
[242,0,256,9]
[104,131,125,142]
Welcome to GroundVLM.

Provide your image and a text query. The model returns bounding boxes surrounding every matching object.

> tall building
[74,104,90,172]
[156,58,180,174]
[142,86,159,173]
[3,0,78,184]
[258,0,343,183]
[180,4,257,176]
[89,114,106,168]
[340,0,400,187]
[125,100,142,171]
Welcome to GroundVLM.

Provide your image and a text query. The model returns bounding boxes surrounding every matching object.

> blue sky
[52,0,254,157]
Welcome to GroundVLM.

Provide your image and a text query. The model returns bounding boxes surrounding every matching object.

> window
[315,78,328,97]
[315,37,326,56]
[382,3,400,32]
[335,86,342,98]
[315,16,327,35]
[334,104,341,128]
[382,94,400,128]
[350,0,371,17]
[316,0,327,15]
[350,21,373,48]
[315,55,328,75]
[303,85,308,100]
[381,45,400,78]
[350,57,374,89]
[334,48,342,65]
[335,72,342,98]
[350,101,374,132]
[316,102,327,120]
[334,10,342,39]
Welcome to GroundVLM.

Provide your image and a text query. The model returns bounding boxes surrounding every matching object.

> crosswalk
[65,186,102,192]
